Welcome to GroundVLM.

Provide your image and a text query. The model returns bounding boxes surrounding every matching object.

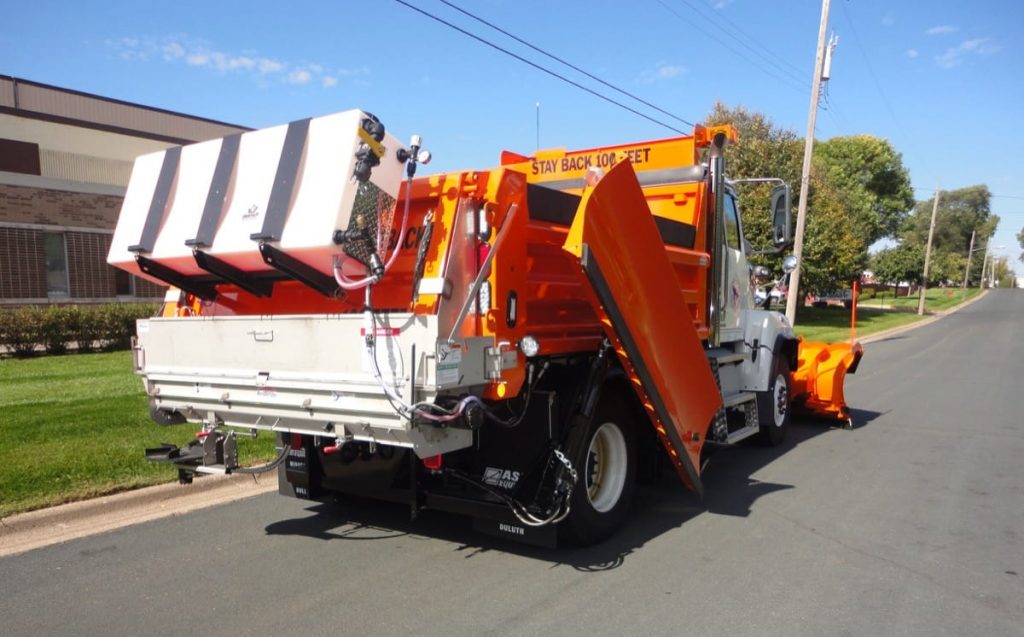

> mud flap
[791,339,864,422]
[562,161,722,496]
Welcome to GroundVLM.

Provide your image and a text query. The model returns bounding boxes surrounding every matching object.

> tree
[991,256,1014,288]
[799,173,869,293]
[902,185,998,286]
[1018,226,1024,263]
[703,102,802,260]
[703,102,869,295]
[815,135,915,243]
[872,243,924,296]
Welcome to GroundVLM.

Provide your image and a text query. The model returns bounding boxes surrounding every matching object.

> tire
[756,356,791,445]
[562,396,637,545]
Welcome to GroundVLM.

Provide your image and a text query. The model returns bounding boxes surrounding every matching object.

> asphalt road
[2,290,1022,636]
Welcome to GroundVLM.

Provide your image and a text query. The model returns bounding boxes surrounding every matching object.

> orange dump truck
[108,110,861,546]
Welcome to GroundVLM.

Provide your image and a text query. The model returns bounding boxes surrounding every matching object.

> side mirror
[770,184,791,247]
[782,254,798,274]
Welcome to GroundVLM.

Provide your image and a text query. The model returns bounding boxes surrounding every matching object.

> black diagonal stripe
[128,146,181,254]
[187,133,241,248]
[580,243,704,498]
[251,118,311,241]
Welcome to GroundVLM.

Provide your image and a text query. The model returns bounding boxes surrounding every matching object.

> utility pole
[785,0,832,325]
[917,186,940,315]
[979,244,989,289]
[961,229,975,289]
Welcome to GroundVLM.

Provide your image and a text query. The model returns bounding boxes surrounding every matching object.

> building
[0,75,249,305]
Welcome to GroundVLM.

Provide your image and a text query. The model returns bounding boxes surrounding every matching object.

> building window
[114,268,134,296]
[44,232,69,298]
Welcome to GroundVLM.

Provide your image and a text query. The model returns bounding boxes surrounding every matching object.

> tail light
[422,454,444,471]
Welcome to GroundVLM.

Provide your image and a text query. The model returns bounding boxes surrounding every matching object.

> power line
[394,0,689,134]
[436,0,693,128]
[676,0,810,88]
[655,0,810,96]
[840,1,940,186]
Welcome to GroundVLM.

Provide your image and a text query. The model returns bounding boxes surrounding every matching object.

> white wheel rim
[773,373,788,427]
[586,422,628,513]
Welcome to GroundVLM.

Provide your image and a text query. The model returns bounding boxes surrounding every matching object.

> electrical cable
[673,0,811,89]
[655,0,810,95]
[436,0,694,128]
[393,0,689,135]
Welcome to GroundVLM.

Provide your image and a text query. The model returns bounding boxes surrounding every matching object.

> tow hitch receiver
[791,339,864,424]
[145,430,239,483]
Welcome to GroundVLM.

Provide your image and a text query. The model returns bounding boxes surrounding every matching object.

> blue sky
[4,0,1022,274]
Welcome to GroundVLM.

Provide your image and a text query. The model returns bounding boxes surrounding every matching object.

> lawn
[0,351,276,517]
[792,287,980,342]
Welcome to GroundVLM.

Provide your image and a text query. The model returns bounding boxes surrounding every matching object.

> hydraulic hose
[232,442,290,475]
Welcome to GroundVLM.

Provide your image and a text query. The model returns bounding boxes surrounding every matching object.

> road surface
[2,290,1022,635]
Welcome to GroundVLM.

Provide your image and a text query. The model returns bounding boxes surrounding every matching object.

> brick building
[0,75,249,305]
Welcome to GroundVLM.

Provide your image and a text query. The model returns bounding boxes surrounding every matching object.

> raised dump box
[108,109,406,292]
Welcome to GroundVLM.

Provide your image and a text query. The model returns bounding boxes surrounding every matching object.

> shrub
[0,307,44,357]
[72,308,107,352]
[858,288,876,302]
[0,303,159,356]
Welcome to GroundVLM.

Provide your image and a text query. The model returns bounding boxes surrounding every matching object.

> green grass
[792,287,980,343]
[0,351,275,517]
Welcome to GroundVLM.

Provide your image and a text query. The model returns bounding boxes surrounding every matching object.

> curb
[0,472,277,558]
[857,289,987,345]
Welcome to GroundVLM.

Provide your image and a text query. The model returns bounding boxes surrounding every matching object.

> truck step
[722,391,756,409]
[724,423,760,445]
[706,348,747,365]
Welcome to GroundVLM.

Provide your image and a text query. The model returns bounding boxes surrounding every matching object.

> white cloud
[881,12,895,27]
[713,0,734,9]
[935,37,999,69]
[637,62,686,84]
[288,69,312,85]
[257,58,284,74]
[906,49,919,59]
[927,25,958,35]
[162,41,184,61]
[106,35,363,89]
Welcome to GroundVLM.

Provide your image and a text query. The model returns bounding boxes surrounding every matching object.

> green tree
[704,102,868,295]
[799,174,869,293]
[704,102,802,260]
[872,243,924,296]
[903,185,998,285]
[815,135,915,243]
[991,256,1014,288]
[1017,226,1024,263]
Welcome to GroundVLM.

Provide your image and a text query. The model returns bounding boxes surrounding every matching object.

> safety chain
[554,449,578,484]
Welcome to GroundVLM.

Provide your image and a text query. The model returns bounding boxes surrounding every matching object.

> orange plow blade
[791,339,864,424]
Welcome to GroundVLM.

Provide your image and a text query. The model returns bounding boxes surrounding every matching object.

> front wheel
[756,357,791,446]
[562,397,637,545]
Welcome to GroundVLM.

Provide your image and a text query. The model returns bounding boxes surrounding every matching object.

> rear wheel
[756,357,791,445]
[562,396,637,545]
